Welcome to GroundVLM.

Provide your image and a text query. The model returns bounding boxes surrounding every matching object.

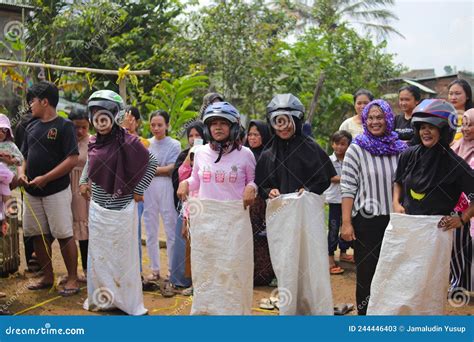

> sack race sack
[189,199,253,315]
[367,213,453,315]
[84,201,146,316]
[266,191,333,315]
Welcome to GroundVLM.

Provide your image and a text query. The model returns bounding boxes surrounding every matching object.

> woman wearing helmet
[177,102,257,314]
[255,93,336,199]
[80,90,158,315]
[390,99,474,312]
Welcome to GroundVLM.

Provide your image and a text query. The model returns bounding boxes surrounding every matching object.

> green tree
[280,24,404,143]
[25,0,185,102]
[276,0,403,39]
[182,0,294,117]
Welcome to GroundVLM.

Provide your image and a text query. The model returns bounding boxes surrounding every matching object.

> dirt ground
[1,227,473,316]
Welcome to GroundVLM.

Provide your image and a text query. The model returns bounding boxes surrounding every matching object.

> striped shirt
[79,152,158,210]
[341,144,399,217]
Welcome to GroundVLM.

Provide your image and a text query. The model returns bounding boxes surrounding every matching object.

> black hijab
[255,116,336,199]
[172,121,206,210]
[397,126,460,194]
[245,120,271,161]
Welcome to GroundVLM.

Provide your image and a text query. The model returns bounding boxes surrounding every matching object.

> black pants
[352,212,389,315]
[79,240,89,273]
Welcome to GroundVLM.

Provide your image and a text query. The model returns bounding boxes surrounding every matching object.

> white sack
[367,213,453,315]
[84,200,146,316]
[266,191,333,315]
[189,199,253,315]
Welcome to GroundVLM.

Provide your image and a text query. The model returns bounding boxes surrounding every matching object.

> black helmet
[411,99,457,144]
[266,93,305,122]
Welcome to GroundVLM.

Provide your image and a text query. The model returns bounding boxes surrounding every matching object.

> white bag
[189,199,253,315]
[266,191,333,315]
[367,213,453,315]
[84,201,147,316]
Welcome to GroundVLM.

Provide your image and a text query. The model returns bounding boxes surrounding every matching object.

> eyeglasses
[0,128,8,133]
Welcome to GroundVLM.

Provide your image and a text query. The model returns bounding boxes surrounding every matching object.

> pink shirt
[187,145,256,200]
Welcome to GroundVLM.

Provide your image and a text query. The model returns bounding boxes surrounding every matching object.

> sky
[378,0,473,76]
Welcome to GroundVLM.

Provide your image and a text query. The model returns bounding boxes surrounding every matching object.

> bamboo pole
[0,59,150,76]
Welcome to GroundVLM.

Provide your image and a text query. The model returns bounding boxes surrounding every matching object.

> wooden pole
[307,72,326,125]
[0,59,150,76]
[119,78,127,104]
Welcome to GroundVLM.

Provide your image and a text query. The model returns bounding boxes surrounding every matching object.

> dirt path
[1,231,473,316]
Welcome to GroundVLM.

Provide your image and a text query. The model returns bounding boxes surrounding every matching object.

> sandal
[334,303,354,315]
[27,281,54,291]
[161,282,176,298]
[269,296,279,310]
[259,298,274,310]
[181,286,193,296]
[330,265,344,274]
[59,287,80,297]
[339,254,355,263]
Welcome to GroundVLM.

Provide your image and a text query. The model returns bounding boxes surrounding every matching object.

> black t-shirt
[394,114,415,144]
[21,116,79,196]
[395,147,474,215]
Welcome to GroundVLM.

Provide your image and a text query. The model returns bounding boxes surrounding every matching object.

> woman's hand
[438,215,463,231]
[393,203,406,214]
[268,188,280,199]
[181,218,189,238]
[177,181,189,201]
[243,185,256,209]
[79,184,91,201]
[341,221,356,241]
[133,194,144,202]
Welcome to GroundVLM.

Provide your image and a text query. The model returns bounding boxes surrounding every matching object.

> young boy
[324,130,353,274]
[19,81,80,296]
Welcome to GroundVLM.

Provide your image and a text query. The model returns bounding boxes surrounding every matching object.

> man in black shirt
[19,81,80,296]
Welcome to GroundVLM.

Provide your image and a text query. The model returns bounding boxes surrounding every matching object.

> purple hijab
[353,99,407,156]
[88,126,149,196]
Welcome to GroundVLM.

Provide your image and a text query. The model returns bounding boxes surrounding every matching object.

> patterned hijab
[353,99,407,156]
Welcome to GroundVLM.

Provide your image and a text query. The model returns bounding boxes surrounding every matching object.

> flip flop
[160,282,176,298]
[334,303,355,315]
[339,255,355,263]
[259,298,275,310]
[269,296,280,310]
[58,287,80,297]
[27,282,54,291]
[330,265,344,274]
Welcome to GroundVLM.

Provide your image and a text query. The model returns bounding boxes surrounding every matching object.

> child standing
[68,109,90,281]
[143,111,181,285]
[0,114,23,226]
[20,81,80,296]
[324,130,353,275]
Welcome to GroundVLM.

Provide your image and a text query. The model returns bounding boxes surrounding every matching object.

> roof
[0,0,34,10]
[402,79,437,94]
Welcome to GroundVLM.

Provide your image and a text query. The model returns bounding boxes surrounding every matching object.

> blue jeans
[169,214,192,288]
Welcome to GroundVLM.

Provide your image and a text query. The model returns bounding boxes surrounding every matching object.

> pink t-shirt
[187,145,256,200]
